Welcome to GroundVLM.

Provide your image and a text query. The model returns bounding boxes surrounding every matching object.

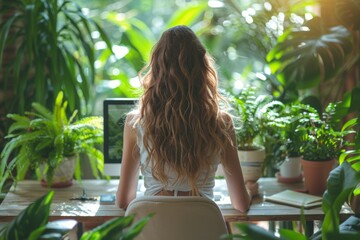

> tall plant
[0,0,112,144]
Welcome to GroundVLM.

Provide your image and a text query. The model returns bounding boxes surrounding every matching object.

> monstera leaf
[267,18,353,89]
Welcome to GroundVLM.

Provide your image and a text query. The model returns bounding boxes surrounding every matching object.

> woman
[116,25,258,212]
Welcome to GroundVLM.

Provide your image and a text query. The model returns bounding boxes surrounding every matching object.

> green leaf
[120,213,153,240]
[322,162,360,212]
[0,13,22,69]
[229,223,278,240]
[80,215,134,240]
[279,229,307,240]
[166,2,207,28]
[2,191,54,240]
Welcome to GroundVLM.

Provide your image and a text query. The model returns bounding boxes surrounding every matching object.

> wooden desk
[0,178,354,227]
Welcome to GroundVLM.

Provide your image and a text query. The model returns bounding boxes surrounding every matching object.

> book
[265,190,322,209]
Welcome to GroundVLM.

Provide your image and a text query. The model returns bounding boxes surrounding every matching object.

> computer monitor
[103,98,138,176]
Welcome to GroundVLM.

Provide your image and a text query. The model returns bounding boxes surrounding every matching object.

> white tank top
[136,124,220,199]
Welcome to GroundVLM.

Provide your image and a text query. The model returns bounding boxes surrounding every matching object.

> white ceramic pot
[41,155,76,188]
[238,146,265,182]
[279,156,302,178]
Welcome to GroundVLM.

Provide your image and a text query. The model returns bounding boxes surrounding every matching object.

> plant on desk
[0,91,104,191]
[0,191,151,240]
[232,86,272,182]
[221,157,360,240]
[296,103,349,196]
[260,102,307,181]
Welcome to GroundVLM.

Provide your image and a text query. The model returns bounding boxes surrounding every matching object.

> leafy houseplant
[0,91,104,191]
[222,160,360,240]
[298,103,345,162]
[261,103,309,179]
[296,103,349,195]
[232,87,272,181]
[233,87,271,151]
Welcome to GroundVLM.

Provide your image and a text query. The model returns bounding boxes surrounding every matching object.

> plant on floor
[0,91,104,191]
[0,191,151,240]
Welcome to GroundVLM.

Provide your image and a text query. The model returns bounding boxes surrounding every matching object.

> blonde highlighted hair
[137,26,233,194]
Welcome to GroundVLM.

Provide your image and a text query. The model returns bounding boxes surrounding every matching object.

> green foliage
[0,0,111,115]
[322,162,360,236]
[338,116,360,195]
[297,103,347,161]
[266,0,360,109]
[267,21,353,89]
[222,161,360,240]
[0,191,151,240]
[0,91,104,192]
[80,214,152,240]
[232,87,272,150]
[96,0,208,99]
[0,191,54,240]
[260,102,309,173]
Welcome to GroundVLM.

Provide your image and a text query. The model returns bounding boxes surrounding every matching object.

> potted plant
[263,103,308,182]
[232,87,272,182]
[296,103,347,196]
[0,91,104,191]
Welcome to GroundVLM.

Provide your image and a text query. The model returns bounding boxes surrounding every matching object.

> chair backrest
[125,196,228,240]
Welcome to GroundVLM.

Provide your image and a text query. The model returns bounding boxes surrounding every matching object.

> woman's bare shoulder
[125,110,140,126]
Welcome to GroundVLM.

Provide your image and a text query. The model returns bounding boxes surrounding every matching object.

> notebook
[265,190,322,209]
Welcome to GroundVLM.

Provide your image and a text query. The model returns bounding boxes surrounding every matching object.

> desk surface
[0,178,354,224]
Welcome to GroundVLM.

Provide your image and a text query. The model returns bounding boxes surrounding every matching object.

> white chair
[125,196,229,240]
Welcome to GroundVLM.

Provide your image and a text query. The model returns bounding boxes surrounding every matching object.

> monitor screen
[103,98,138,176]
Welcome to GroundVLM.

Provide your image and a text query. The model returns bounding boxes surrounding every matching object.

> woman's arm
[222,120,258,212]
[116,115,140,209]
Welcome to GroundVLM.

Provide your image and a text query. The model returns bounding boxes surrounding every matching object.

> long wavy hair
[137,25,233,194]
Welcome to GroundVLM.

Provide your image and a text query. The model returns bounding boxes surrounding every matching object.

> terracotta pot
[238,147,265,182]
[40,155,76,188]
[301,159,335,196]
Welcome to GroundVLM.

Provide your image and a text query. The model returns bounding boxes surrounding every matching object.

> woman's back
[136,121,220,199]
[116,25,258,212]
[137,25,233,195]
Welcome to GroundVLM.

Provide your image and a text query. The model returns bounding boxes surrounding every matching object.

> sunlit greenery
[73,0,317,113]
